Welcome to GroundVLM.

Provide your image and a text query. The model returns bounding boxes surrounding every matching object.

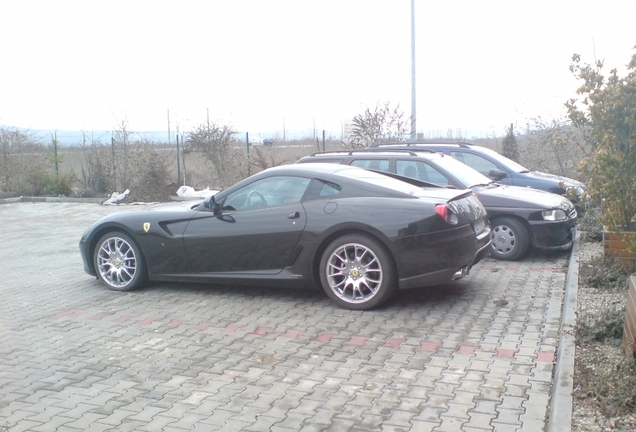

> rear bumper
[397,224,491,290]
[471,232,492,266]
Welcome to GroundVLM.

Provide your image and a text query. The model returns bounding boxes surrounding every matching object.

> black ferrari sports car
[80,163,491,310]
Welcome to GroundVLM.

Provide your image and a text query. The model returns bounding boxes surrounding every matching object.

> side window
[396,160,419,179]
[303,179,343,201]
[396,160,452,186]
[450,151,498,176]
[350,159,390,172]
[317,180,342,198]
[222,176,310,211]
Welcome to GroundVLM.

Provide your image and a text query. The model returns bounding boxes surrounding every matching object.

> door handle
[288,212,300,219]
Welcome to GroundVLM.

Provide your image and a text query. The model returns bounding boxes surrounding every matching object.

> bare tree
[501,124,520,163]
[523,117,588,178]
[112,120,135,191]
[0,126,46,194]
[185,121,245,189]
[249,146,289,172]
[344,102,410,149]
[46,131,64,178]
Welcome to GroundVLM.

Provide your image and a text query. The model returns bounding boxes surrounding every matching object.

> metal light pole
[410,0,417,142]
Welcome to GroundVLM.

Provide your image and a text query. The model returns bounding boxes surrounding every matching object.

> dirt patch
[120,183,178,203]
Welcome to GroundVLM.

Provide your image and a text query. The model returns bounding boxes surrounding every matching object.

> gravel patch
[572,240,636,431]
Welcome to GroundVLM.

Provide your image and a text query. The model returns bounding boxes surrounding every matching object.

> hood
[474,184,574,211]
[139,200,202,212]
[96,201,201,224]
[529,170,586,189]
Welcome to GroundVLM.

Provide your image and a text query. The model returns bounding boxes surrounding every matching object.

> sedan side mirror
[488,169,507,180]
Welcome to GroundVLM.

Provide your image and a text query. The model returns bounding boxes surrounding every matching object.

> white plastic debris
[103,189,130,205]
[176,185,218,199]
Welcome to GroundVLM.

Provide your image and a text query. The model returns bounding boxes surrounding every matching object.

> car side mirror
[488,169,507,180]
[204,195,220,212]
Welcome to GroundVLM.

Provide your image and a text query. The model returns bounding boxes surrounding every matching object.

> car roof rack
[308,149,437,157]
[373,141,473,148]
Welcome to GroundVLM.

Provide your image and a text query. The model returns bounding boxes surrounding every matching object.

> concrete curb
[0,196,105,204]
[547,228,579,432]
[0,196,194,205]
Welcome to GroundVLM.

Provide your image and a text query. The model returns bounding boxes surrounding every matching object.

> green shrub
[26,172,76,196]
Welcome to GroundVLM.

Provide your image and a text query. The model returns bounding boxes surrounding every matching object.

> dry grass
[54,138,342,197]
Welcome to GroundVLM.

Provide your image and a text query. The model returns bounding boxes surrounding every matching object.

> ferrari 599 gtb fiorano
[80,163,491,310]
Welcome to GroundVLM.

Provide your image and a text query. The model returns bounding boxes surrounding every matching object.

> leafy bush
[567,50,636,233]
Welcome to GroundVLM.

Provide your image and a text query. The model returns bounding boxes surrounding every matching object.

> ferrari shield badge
[143,222,151,233]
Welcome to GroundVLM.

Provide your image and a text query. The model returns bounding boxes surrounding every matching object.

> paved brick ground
[0,203,569,431]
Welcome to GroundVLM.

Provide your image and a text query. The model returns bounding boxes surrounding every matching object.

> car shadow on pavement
[148,281,329,304]
[139,280,468,312]
[389,284,467,308]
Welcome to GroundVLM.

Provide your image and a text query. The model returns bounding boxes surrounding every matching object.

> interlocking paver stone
[0,202,572,431]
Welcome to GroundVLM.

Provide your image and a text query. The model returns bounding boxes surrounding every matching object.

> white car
[250,136,264,146]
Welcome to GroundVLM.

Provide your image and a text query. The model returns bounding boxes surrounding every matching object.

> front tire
[490,217,530,261]
[319,234,397,310]
[94,232,147,291]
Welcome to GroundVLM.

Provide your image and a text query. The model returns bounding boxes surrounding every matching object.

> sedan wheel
[320,234,396,310]
[490,217,530,261]
[94,232,147,291]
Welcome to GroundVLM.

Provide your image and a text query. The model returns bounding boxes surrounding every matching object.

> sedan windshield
[473,146,528,173]
[428,155,495,188]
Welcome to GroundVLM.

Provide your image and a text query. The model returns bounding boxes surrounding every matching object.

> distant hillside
[4,127,340,147]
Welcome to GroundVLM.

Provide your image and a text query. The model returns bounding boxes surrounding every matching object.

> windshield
[474,146,528,172]
[332,166,433,197]
[428,154,494,187]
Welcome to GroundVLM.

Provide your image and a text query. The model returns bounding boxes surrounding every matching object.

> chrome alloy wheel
[96,236,138,289]
[491,224,516,256]
[325,242,383,304]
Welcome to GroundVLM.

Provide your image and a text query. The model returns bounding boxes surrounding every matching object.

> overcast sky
[2,0,635,139]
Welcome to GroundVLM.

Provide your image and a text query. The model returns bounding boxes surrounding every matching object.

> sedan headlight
[542,209,567,221]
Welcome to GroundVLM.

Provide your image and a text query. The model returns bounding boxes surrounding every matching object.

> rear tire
[319,234,397,310]
[490,217,530,261]
[94,232,147,291]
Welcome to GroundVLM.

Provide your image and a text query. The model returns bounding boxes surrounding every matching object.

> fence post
[176,134,181,185]
[111,136,117,191]
[246,132,250,177]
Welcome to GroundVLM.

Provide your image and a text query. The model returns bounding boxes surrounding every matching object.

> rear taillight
[435,204,459,225]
